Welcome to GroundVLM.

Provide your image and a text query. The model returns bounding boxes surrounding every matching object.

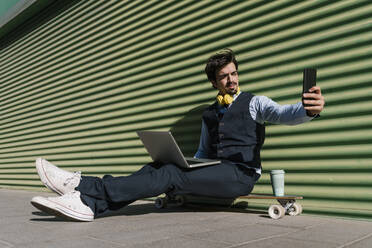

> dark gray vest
[202,92,265,169]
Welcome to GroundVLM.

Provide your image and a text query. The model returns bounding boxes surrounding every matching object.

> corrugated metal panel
[1,0,372,218]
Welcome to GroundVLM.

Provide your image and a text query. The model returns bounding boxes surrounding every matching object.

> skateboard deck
[238,194,303,200]
[155,193,303,219]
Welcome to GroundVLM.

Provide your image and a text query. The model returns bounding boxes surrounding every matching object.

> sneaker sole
[35,158,64,195]
[31,197,93,222]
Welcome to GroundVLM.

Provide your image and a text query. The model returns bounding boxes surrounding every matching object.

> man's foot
[31,191,94,222]
[35,158,81,195]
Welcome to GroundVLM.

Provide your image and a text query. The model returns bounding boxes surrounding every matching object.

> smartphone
[302,68,316,107]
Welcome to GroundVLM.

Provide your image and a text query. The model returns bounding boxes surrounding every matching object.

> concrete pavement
[1,188,372,248]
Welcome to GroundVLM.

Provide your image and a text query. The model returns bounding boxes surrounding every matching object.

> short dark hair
[205,48,238,84]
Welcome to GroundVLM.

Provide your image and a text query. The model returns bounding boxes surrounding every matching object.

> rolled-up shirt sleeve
[250,95,313,125]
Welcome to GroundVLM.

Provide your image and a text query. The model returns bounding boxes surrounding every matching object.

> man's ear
[211,81,218,89]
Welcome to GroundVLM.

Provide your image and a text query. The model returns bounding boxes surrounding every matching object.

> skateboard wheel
[174,195,185,207]
[268,204,285,219]
[155,197,167,209]
[288,202,302,216]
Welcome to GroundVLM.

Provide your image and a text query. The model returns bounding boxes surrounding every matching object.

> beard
[225,83,238,95]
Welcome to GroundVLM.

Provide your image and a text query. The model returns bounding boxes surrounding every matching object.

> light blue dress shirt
[194,92,313,174]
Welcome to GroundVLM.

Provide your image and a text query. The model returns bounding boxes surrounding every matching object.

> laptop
[137,130,221,168]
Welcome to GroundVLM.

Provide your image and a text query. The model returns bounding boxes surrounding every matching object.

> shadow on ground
[30,202,269,222]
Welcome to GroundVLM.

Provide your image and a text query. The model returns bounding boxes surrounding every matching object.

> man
[31,49,324,221]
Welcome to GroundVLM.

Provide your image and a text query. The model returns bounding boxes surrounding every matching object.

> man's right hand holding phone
[303,86,325,116]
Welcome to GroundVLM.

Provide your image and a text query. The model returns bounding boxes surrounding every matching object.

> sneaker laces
[63,171,81,186]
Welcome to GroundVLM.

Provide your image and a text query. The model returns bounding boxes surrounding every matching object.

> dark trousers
[76,161,260,216]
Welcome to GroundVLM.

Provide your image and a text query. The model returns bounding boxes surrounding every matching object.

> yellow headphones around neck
[216,87,241,106]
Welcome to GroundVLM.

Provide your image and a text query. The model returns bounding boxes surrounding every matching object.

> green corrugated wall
[1,0,372,219]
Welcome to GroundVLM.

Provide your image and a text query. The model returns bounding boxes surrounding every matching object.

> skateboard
[155,195,186,209]
[238,194,303,219]
[155,194,303,220]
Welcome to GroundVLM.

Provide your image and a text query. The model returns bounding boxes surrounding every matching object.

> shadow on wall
[170,104,209,157]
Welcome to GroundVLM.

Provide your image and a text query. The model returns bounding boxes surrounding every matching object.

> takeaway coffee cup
[270,170,285,196]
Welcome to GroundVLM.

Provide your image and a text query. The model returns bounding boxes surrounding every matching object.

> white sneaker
[36,158,81,195]
[31,191,94,222]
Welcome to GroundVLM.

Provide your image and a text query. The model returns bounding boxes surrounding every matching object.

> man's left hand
[302,86,325,116]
